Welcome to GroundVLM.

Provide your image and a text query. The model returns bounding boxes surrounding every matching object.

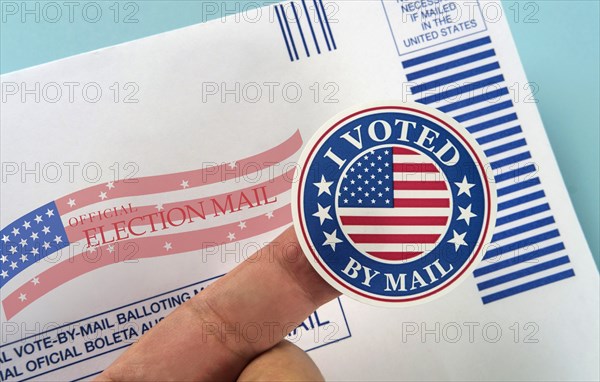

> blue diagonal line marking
[292,2,310,57]
[416,75,504,105]
[455,100,514,123]
[280,5,299,60]
[491,151,532,170]
[439,87,509,113]
[275,6,294,61]
[301,0,321,54]
[483,229,560,260]
[407,49,496,81]
[313,0,331,51]
[318,0,336,49]
[411,62,501,94]
[498,190,546,211]
[474,242,565,277]
[497,177,541,197]
[481,269,575,304]
[477,256,571,291]
[402,36,492,68]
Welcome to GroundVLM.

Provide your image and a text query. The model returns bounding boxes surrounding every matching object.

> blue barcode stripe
[477,126,523,145]
[494,164,536,183]
[318,0,336,49]
[467,113,518,133]
[407,49,496,81]
[477,256,571,291]
[498,190,545,211]
[483,229,560,260]
[313,0,331,51]
[439,87,509,113]
[292,2,310,57]
[474,242,565,277]
[275,6,294,62]
[481,269,575,304]
[417,75,504,104]
[301,0,321,54]
[491,151,532,170]
[492,216,555,243]
[402,36,492,68]
[497,203,551,226]
[405,34,575,303]
[497,177,541,197]
[484,138,527,157]
[411,62,500,94]
[280,5,299,60]
[455,100,513,123]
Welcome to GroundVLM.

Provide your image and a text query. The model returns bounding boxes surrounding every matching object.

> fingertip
[237,340,325,382]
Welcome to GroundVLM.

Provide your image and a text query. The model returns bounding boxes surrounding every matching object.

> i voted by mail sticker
[291,103,496,306]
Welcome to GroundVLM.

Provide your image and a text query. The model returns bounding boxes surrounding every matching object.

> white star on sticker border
[155,203,165,211]
[34,215,43,223]
[67,198,76,207]
[265,211,274,219]
[313,175,333,196]
[448,230,468,251]
[45,208,54,217]
[0,270,8,279]
[312,204,332,225]
[238,221,247,230]
[457,204,477,225]
[99,192,108,200]
[227,232,236,241]
[31,277,40,285]
[106,181,115,190]
[454,176,475,197]
[22,221,31,229]
[322,229,343,252]
[18,293,27,302]
[180,180,190,189]
[164,242,172,251]
[1,235,8,243]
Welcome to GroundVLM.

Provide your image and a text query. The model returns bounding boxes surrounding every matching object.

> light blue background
[1,1,598,267]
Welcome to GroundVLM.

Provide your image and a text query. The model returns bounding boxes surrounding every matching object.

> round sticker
[291,103,496,307]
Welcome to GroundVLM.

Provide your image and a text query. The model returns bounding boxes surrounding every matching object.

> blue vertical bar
[318,0,336,49]
[292,2,310,57]
[301,0,321,54]
[279,5,299,60]
[313,0,331,51]
[275,5,294,62]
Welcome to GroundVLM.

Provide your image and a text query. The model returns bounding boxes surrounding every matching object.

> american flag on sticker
[293,105,495,306]
[337,146,451,262]
[0,131,302,319]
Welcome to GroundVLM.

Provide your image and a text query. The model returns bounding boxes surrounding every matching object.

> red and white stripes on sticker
[340,147,451,262]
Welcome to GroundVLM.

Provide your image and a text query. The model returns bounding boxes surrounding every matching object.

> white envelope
[1,1,598,381]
